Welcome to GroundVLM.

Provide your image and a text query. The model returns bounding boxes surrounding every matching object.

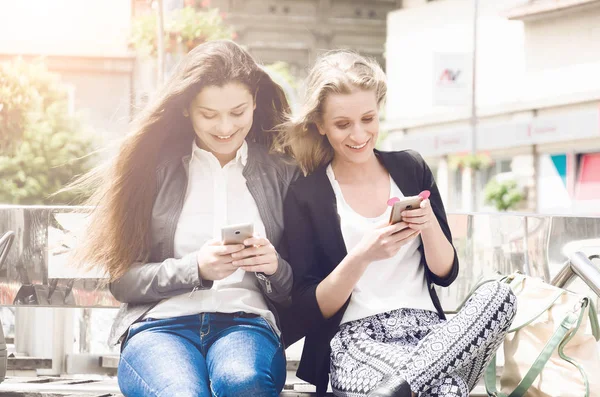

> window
[479,158,511,191]
[575,153,600,200]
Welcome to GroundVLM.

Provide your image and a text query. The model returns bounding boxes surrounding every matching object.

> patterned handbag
[485,272,600,397]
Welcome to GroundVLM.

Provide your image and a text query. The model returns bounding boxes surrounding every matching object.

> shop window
[575,153,600,200]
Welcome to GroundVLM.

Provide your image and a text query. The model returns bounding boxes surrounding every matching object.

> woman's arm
[314,253,369,318]
[285,183,419,324]
[109,252,211,304]
[419,207,456,279]
[403,151,459,286]
[109,241,247,303]
[256,254,294,305]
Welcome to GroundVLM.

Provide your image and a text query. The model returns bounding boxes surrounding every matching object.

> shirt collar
[191,139,248,167]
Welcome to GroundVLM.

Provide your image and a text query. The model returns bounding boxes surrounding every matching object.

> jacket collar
[189,139,248,167]
[175,137,258,178]
[375,149,421,197]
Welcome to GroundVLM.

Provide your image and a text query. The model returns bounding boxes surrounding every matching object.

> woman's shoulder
[376,149,427,167]
[288,166,330,200]
[247,141,300,184]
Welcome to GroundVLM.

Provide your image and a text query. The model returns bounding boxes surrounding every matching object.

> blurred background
[1,0,599,214]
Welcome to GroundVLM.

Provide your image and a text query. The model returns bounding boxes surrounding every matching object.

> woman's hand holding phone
[350,220,420,264]
[401,199,436,231]
[230,237,279,275]
[196,239,245,281]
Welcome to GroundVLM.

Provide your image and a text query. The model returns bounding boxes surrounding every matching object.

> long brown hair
[275,50,386,175]
[75,40,290,281]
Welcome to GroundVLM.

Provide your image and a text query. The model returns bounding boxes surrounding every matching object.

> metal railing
[551,251,600,298]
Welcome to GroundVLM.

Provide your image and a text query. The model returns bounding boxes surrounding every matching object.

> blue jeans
[117,312,286,397]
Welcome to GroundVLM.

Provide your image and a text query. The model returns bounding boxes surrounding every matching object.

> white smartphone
[389,196,423,225]
[221,223,254,245]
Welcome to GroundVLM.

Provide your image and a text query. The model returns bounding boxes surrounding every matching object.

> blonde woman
[75,40,297,396]
[278,51,516,397]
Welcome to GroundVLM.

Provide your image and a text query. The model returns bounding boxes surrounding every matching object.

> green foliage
[129,6,235,56]
[484,178,524,212]
[265,61,298,90]
[0,59,94,205]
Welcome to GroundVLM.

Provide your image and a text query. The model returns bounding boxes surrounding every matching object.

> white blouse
[144,141,279,335]
[326,165,436,324]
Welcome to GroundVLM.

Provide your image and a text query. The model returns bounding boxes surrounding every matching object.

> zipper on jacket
[256,273,272,293]
[188,285,200,298]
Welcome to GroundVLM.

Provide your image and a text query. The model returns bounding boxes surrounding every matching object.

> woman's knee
[210,368,278,397]
[475,281,517,325]
[118,355,210,397]
[476,281,516,305]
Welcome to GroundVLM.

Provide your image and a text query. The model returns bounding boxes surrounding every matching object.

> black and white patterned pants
[330,281,517,397]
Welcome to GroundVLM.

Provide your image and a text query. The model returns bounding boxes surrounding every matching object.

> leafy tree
[0,59,94,204]
[484,177,524,212]
[129,6,235,56]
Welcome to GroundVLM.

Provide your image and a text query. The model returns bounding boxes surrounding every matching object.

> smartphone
[221,223,254,245]
[389,196,423,225]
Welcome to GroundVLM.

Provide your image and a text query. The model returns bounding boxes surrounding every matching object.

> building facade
[384,0,600,215]
[209,0,395,77]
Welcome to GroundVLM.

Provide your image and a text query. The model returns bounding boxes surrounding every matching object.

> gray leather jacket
[107,138,298,346]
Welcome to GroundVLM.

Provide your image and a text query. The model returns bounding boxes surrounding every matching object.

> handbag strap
[557,299,590,397]
[508,289,565,333]
[485,310,579,397]
[485,355,503,397]
[588,300,600,341]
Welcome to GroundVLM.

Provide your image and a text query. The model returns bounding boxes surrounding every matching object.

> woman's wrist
[346,250,370,270]
[420,216,443,242]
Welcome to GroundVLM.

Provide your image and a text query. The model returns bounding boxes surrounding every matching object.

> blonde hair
[72,40,289,282]
[276,50,386,175]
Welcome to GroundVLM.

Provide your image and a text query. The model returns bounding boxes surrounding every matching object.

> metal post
[551,252,600,299]
[569,252,600,298]
[522,216,531,275]
[156,0,166,86]
[531,144,539,212]
[470,0,479,211]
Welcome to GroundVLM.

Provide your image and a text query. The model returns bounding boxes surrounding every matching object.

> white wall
[519,5,600,103]
[385,1,600,127]
[524,5,600,73]
[385,0,526,124]
[0,0,131,57]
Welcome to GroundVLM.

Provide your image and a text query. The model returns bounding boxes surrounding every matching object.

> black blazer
[280,149,459,397]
